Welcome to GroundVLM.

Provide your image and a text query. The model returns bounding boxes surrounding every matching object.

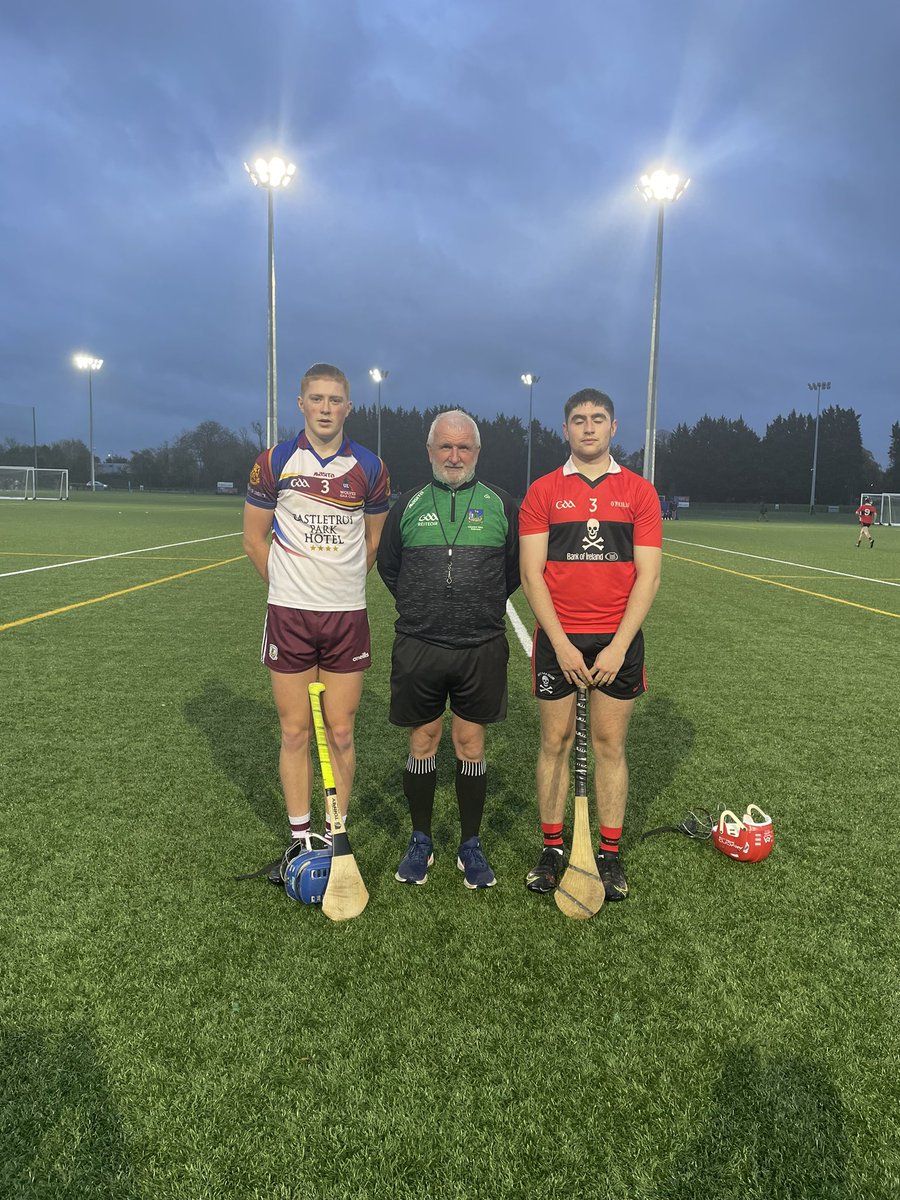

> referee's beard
[432,464,476,488]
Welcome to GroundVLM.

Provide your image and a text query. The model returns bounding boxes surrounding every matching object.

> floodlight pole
[266,186,277,449]
[32,406,37,470]
[88,368,95,492]
[369,368,389,460]
[245,155,297,448]
[643,203,665,485]
[637,169,689,484]
[74,354,103,492]
[521,374,540,492]
[808,380,831,514]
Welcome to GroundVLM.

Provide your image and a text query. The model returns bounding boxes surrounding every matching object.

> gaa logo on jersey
[467,508,484,525]
[555,499,576,510]
[417,511,439,525]
[289,477,311,490]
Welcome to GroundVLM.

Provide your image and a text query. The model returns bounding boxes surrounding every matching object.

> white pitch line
[0,532,242,579]
[664,538,900,589]
[506,598,533,657]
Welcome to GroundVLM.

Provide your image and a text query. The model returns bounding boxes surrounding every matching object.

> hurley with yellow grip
[308,682,369,921]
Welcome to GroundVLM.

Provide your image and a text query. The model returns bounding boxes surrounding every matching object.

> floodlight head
[73,354,103,371]
[638,169,690,203]
[369,368,389,384]
[244,155,297,189]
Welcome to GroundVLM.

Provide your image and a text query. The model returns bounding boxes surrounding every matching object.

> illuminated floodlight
[73,354,103,371]
[638,169,690,203]
[244,156,297,189]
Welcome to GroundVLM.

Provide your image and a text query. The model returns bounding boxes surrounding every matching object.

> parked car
[84,481,108,490]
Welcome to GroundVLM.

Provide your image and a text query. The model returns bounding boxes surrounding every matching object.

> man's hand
[554,639,593,688]
[589,642,626,687]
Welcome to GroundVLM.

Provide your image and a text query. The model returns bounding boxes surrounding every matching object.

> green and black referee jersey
[376,478,520,648]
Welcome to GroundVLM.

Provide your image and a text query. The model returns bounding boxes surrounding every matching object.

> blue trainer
[456,836,496,889]
[394,831,434,884]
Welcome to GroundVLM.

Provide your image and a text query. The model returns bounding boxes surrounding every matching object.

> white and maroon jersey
[856,502,878,524]
[519,456,662,633]
[246,432,390,612]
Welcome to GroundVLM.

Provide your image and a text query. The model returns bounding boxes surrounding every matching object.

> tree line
[3,407,898,503]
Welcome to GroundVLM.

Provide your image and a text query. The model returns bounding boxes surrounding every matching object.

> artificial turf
[1,493,897,1198]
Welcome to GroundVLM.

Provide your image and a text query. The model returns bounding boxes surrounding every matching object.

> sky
[1,0,898,467]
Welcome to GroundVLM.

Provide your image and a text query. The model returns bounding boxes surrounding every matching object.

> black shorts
[389,633,510,727]
[532,628,647,701]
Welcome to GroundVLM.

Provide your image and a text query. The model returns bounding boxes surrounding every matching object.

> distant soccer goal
[0,465,33,499]
[34,468,69,500]
[0,466,69,500]
[859,492,900,526]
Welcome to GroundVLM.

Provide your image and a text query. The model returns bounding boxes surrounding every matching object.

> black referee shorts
[532,628,647,701]
[389,633,510,727]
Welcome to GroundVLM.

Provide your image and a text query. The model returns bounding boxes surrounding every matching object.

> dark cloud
[1,0,897,464]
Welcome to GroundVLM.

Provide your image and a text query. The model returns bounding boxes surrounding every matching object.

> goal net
[34,468,69,500]
[0,465,33,499]
[859,492,900,526]
[0,466,70,500]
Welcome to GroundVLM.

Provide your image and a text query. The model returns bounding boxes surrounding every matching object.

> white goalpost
[859,492,900,526]
[34,468,69,500]
[0,466,69,500]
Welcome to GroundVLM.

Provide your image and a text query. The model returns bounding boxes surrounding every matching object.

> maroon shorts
[261,606,371,673]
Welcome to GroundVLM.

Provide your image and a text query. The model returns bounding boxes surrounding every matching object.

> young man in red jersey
[855,497,877,547]
[243,363,390,881]
[519,389,662,901]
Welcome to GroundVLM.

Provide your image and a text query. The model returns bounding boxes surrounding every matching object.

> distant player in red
[855,498,877,548]
[519,388,662,902]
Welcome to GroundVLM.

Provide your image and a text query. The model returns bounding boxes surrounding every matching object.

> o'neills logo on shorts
[352,651,370,662]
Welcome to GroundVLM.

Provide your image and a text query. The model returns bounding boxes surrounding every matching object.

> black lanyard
[431,482,476,586]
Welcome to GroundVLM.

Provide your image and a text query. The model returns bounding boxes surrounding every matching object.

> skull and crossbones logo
[582,519,604,550]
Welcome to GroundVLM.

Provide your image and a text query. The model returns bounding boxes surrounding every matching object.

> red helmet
[711,804,774,863]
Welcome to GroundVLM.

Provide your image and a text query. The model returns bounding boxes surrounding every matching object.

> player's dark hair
[301,363,350,399]
[564,388,614,422]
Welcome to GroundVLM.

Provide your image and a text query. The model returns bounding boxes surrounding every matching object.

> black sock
[403,754,437,837]
[456,758,487,841]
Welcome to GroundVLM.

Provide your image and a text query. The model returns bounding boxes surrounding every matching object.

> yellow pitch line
[663,552,900,618]
[0,556,246,632]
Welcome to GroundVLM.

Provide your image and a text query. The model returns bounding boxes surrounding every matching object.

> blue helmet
[282,834,332,904]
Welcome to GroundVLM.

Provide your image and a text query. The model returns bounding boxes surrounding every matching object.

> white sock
[289,812,311,842]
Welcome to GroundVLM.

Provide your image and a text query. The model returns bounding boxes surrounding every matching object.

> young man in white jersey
[243,363,390,880]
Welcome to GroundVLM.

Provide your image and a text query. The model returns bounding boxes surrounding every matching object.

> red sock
[599,825,622,854]
[542,821,564,850]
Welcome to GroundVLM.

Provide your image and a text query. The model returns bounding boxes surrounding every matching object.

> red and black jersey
[856,503,878,525]
[519,457,662,633]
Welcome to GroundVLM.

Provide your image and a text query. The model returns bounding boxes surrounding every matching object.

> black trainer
[595,850,629,901]
[525,846,565,893]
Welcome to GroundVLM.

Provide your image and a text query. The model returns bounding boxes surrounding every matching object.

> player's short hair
[564,388,615,422]
[427,410,481,449]
[301,363,350,399]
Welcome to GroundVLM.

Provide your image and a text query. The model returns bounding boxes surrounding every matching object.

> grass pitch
[1,494,897,1199]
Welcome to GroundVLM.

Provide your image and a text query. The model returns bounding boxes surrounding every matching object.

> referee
[377,410,520,890]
